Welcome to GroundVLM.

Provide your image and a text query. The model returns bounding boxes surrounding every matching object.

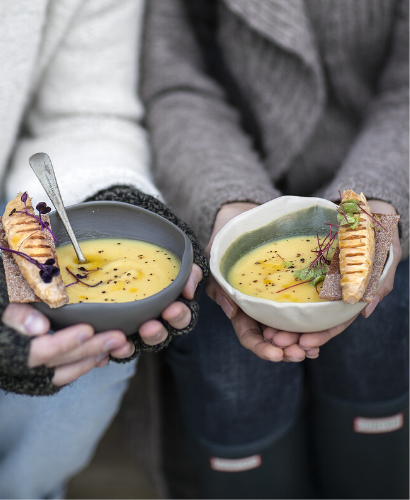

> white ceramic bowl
[210,196,393,333]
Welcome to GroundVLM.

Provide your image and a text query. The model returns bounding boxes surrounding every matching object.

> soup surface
[227,235,336,303]
[56,238,181,304]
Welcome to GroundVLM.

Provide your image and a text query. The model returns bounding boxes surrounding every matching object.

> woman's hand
[2,303,126,386]
[1,264,203,384]
[262,314,359,359]
[110,263,203,359]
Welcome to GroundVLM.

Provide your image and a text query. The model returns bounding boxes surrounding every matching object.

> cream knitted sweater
[1,0,161,207]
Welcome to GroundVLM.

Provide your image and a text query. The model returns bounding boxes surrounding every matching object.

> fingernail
[306,354,319,360]
[169,311,184,323]
[97,353,108,364]
[363,296,379,318]
[23,312,48,335]
[96,356,109,367]
[103,338,123,351]
[219,297,233,319]
[78,329,94,344]
[298,344,310,351]
[150,332,167,344]
[186,273,198,298]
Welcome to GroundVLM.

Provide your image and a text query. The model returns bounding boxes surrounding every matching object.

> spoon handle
[29,153,87,264]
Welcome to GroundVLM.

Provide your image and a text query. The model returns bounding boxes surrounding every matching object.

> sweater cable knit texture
[141,0,408,254]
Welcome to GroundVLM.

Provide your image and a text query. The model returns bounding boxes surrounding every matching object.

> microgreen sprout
[9,192,59,243]
[65,267,102,288]
[276,253,293,268]
[0,245,60,283]
[336,190,386,231]
[276,228,337,294]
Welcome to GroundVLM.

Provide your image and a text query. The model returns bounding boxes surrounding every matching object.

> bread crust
[2,193,68,308]
[338,190,375,304]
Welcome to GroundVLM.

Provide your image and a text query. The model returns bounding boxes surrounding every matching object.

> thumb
[206,275,238,319]
[2,303,50,336]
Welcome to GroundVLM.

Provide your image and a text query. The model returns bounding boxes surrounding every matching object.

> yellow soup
[227,235,336,303]
[56,238,181,304]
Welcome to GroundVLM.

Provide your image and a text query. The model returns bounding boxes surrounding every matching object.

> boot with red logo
[310,391,409,499]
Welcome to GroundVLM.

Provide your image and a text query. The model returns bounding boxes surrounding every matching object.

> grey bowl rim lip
[37,200,193,311]
[210,196,394,311]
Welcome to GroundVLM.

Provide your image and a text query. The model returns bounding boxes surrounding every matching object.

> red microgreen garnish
[338,190,350,225]
[337,190,386,231]
[276,278,314,294]
[278,229,337,294]
[358,206,387,231]
[0,245,60,283]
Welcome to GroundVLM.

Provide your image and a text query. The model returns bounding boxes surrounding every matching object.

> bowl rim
[210,196,393,311]
[47,200,194,310]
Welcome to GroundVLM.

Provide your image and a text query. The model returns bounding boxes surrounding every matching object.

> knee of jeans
[69,357,138,395]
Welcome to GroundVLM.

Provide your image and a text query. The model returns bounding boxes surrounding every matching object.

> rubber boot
[183,410,318,499]
[311,391,409,499]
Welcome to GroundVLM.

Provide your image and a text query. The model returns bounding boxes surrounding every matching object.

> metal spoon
[29,152,87,264]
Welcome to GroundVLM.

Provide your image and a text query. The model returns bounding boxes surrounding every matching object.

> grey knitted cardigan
[141,0,409,257]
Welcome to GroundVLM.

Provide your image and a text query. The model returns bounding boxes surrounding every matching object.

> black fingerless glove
[86,186,210,361]
[0,259,60,396]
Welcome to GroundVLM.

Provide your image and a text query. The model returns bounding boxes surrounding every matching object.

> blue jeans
[166,259,409,446]
[0,199,138,498]
[0,358,137,499]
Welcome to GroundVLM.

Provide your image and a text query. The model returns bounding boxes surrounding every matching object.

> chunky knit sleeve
[319,0,409,258]
[140,0,279,247]
[6,0,162,210]
[0,259,60,396]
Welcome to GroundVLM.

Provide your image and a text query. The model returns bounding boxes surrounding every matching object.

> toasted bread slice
[2,193,68,308]
[319,213,400,303]
[338,190,375,304]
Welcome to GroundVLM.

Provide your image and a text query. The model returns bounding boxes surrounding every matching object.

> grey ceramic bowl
[32,201,193,335]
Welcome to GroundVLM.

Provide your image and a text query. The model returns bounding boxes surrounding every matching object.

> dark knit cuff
[0,259,59,395]
[0,371,60,396]
[86,186,209,359]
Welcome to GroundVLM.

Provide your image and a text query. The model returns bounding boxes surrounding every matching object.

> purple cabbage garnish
[65,267,102,288]
[10,192,59,243]
[0,246,60,284]
[36,202,51,215]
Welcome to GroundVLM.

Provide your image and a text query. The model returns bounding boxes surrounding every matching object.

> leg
[0,358,137,499]
[307,258,409,499]
[165,289,315,499]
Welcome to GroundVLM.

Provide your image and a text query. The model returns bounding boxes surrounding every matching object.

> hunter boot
[311,391,409,499]
[183,410,318,499]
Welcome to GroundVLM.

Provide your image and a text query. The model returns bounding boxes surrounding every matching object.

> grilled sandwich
[2,193,68,308]
[338,190,375,304]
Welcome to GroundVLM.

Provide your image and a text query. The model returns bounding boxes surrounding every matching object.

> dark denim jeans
[166,259,409,445]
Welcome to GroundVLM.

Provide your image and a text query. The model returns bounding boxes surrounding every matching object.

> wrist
[367,200,397,215]
[215,202,259,227]
[207,202,259,256]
